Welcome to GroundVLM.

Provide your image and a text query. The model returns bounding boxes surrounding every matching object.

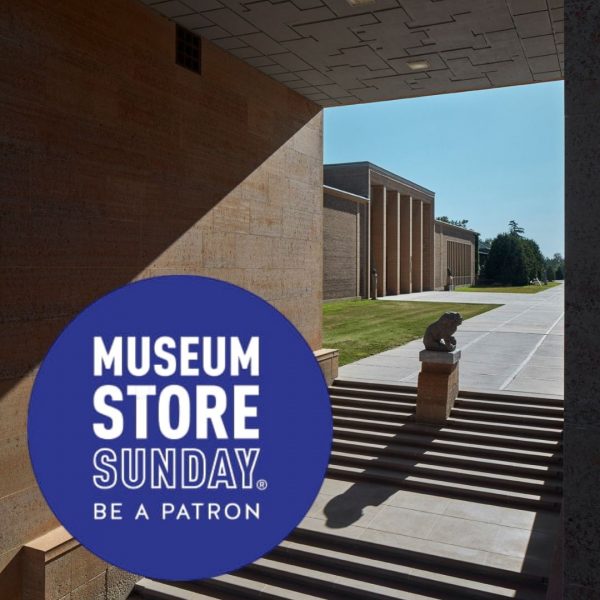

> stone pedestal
[416,349,461,424]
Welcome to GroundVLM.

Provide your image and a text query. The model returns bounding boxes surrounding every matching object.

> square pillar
[412,197,423,293]
[385,189,400,295]
[422,202,435,291]
[417,350,461,424]
[400,194,412,294]
[359,203,370,299]
[370,185,386,297]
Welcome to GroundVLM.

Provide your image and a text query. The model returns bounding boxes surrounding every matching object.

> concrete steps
[328,381,562,511]
[134,526,549,600]
[131,378,562,600]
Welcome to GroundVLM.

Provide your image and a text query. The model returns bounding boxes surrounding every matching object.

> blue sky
[324,81,564,257]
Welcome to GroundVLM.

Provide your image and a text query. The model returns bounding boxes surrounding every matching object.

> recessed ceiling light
[407,60,430,71]
[346,0,376,6]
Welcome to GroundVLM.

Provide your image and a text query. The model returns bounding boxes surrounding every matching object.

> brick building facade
[323,163,478,299]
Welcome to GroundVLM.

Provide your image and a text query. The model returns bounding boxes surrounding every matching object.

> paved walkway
[338,283,564,398]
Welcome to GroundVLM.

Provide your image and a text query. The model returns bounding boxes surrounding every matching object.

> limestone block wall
[323,194,360,300]
[434,221,478,289]
[0,0,322,597]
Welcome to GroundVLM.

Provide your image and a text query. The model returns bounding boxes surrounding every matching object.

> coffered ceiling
[142,0,564,106]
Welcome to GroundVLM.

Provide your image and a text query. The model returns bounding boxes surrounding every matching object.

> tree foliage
[484,222,545,285]
[545,253,565,281]
[508,220,525,236]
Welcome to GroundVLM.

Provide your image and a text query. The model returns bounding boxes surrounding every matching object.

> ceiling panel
[142,0,564,106]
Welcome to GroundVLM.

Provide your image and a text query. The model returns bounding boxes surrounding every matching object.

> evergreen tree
[508,220,525,236]
[484,233,529,285]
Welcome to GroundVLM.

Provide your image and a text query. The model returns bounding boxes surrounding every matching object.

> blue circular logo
[28,276,332,580]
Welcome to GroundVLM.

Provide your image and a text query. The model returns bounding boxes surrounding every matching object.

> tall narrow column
[422,202,434,291]
[370,185,386,297]
[400,194,412,294]
[385,189,400,295]
[363,203,371,299]
[412,197,423,293]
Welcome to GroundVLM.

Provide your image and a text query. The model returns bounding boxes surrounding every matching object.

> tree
[508,220,525,236]
[521,237,545,281]
[438,216,469,228]
[484,230,545,285]
[484,233,529,285]
[546,266,556,281]
[545,253,565,280]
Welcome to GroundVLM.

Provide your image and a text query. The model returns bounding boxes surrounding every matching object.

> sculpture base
[416,350,461,425]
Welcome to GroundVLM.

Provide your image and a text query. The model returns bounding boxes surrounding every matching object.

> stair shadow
[321,391,562,594]
[174,526,549,600]
[325,411,562,528]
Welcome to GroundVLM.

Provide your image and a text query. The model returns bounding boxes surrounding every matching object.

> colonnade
[370,184,434,297]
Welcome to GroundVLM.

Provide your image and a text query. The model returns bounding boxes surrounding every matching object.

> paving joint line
[499,311,565,391]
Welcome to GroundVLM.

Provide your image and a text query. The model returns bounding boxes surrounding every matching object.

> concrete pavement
[338,283,564,398]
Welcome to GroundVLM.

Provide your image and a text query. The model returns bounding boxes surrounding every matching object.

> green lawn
[456,281,561,294]
[323,299,500,366]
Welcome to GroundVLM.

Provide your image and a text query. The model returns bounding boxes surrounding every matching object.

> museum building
[323,162,478,300]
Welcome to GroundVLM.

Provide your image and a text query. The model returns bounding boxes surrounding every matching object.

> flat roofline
[323,185,369,204]
[435,219,480,236]
[324,161,435,198]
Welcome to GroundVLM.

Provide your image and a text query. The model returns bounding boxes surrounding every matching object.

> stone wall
[564,1,600,597]
[434,221,477,289]
[0,0,322,597]
[323,194,360,300]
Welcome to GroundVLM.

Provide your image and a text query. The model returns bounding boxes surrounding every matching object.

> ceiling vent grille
[176,25,201,74]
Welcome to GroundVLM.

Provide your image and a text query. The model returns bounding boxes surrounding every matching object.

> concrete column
[422,202,434,291]
[370,185,386,297]
[412,197,423,293]
[563,2,600,597]
[400,194,412,293]
[360,203,370,299]
[355,202,361,297]
[385,189,400,295]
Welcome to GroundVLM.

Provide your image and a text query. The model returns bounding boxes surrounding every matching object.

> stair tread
[328,464,562,503]
[332,438,562,474]
[252,554,530,600]
[273,541,546,599]
[332,404,415,418]
[447,417,562,436]
[333,427,560,459]
[332,380,563,406]
[332,403,563,429]
[455,398,563,413]
[451,408,563,424]
[135,580,218,600]
[329,393,417,408]
[333,416,562,447]
[330,450,559,488]
[330,385,419,401]
[291,527,551,583]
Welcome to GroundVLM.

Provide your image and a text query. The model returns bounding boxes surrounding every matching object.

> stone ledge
[314,348,339,385]
[419,349,461,364]
[23,526,78,563]
[314,348,339,360]
[21,526,139,600]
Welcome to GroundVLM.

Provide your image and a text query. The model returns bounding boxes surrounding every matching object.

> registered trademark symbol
[256,479,268,491]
